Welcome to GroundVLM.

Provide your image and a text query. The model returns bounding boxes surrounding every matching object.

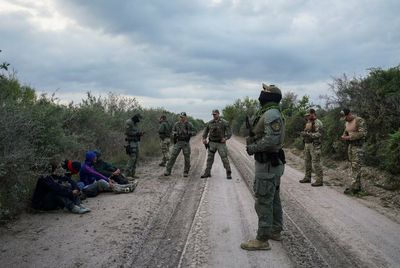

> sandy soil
[1,135,400,268]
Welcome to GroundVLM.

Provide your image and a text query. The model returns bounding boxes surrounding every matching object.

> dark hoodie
[31,175,79,210]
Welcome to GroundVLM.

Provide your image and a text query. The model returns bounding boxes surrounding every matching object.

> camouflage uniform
[165,118,196,176]
[125,117,142,177]
[158,118,171,166]
[241,84,285,250]
[202,117,232,178]
[344,116,367,191]
[301,118,323,185]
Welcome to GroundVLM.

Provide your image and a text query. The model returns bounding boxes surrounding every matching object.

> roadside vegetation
[222,65,400,181]
[0,55,204,221]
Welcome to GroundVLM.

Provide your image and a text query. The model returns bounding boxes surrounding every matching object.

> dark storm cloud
[1,0,400,119]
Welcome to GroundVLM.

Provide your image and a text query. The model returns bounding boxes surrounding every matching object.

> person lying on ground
[31,160,91,214]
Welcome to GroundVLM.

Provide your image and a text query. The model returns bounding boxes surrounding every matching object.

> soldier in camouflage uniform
[164,112,196,177]
[125,113,143,178]
[158,115,171,167]
[299,108,324,187]
[201,109,233,179]
[340,108,367,194]
[241,84,286,251]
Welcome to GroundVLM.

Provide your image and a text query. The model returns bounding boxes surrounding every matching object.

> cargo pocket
[254,174,275,197]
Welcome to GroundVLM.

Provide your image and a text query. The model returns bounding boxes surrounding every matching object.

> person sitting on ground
[31,160,91,214]
[93,150,138,191]
[78,151,134,197]
[62,159,81,177]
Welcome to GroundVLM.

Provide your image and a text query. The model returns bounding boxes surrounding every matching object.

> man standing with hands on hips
[201,109,232,180]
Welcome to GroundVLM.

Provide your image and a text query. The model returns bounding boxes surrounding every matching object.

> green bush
[383,130,400,174]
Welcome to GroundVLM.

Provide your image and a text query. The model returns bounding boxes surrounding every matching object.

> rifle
[245,115,255,137]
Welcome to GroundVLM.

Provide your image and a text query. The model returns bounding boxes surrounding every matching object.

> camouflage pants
[254,160,284,241]
[348,144,363,190]
[160,138,171,164]
[304,143,323,182]
[204,142,231,174]
[166,141,191,173]
[125,141,139,177]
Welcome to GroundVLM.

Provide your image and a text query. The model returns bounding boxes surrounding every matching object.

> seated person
[31,160,90,214]
[62,159,81,177]
[93,150,131,185]
[79,151,134,196]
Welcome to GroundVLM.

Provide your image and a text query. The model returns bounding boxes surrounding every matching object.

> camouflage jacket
[248,103,285,153]
[302,118,323,143]
[202,118,232,142]
[158,120,171,140]
[172,121,196,141]
[125,119,141,142]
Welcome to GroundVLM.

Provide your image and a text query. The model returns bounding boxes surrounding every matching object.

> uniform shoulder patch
[270,120,281,131]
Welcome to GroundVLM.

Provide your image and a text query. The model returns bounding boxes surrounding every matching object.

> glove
[246,145,255,155]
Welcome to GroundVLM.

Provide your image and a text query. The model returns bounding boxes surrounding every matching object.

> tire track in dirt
[228,137,363,268]
[125,134,208,268]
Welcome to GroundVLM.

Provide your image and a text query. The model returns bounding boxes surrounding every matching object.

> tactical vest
[208,120,225,142]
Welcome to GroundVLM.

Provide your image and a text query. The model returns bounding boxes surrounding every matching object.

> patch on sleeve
[270,120,281,132]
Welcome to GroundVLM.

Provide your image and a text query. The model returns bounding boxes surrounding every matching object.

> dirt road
[1,135,400,267]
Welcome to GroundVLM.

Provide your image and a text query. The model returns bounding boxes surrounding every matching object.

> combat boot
[311,181,323,187]
[200,172,211,178]
[299,178,311,183]
[164,170,171,176]
[240,239,271,251]
[267,232,283,241]
[226,171,232,180]
[183,171,189,177]
[344,188,360,195]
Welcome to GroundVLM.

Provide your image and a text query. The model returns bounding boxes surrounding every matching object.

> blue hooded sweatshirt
[78,151,109,189]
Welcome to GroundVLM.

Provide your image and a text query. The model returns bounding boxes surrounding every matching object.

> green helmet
[262,83,282,96]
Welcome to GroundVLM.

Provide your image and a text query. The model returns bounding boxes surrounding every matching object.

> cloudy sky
[1,0,399,119]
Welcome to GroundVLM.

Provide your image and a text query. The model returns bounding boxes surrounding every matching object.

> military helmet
[180,112,187,117]
[212,109,220,115]
[262,83,282,96]
[259,83,282,105]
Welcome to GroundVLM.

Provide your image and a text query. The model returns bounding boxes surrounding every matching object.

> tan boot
[240,239,271,251]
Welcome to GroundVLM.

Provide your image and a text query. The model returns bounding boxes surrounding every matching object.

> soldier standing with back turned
[340,108,367,195]
[164,112,196,177]
[299,108,324,187]
[241,83,286,251]
[201,109,232,179]
[158,115,171,167]
[125,113,143,178]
